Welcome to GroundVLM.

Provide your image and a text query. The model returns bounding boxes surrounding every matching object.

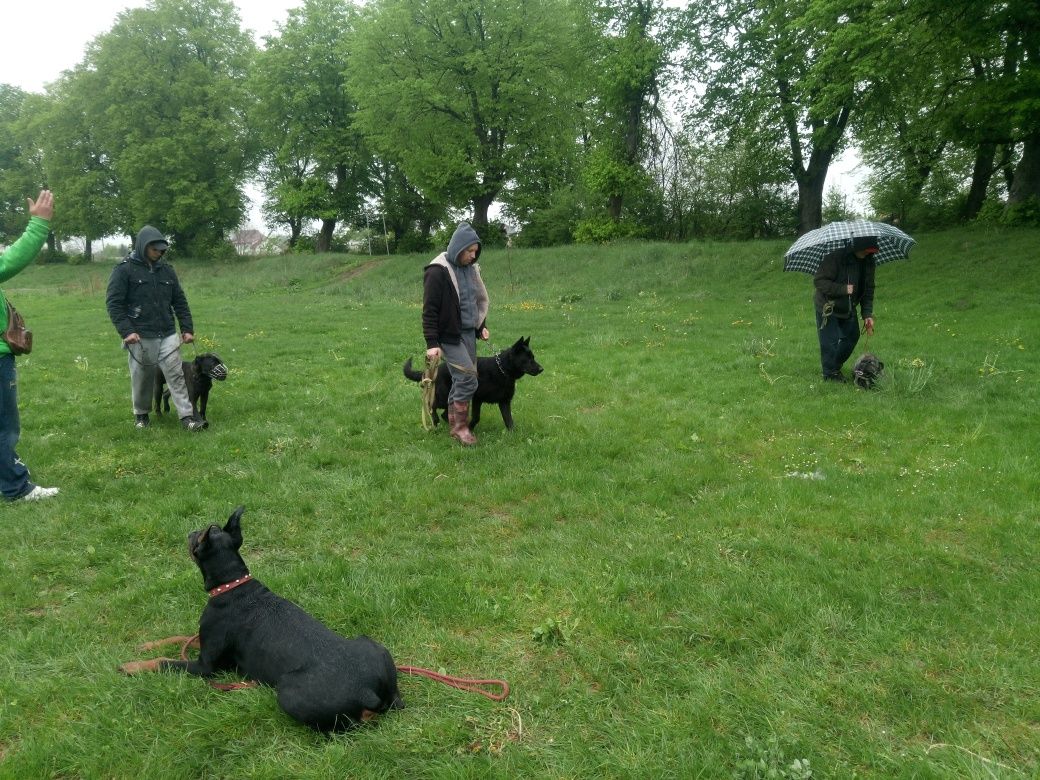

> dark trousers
[0,354,32,499]
[815,309,859,377]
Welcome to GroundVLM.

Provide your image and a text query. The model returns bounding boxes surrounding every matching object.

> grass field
[1,226,1037,778]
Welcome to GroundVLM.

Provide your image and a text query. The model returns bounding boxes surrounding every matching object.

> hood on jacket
[134,225,169,261]
[446,222,481,266]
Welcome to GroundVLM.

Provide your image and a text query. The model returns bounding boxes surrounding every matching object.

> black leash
[123,340,194,369]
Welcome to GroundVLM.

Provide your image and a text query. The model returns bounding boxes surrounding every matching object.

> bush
[395,231,433,254]
[38,248,70,264]
[573,216,644,244]
[514,193,582,248]
[1002,196,1040,226]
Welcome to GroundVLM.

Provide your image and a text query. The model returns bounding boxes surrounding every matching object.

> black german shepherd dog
[403,337,543,431]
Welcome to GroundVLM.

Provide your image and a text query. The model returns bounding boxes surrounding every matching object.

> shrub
[38,247,70,264]
[573,216,644,244]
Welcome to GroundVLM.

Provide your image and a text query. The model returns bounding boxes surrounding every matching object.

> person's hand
[27,190,54,220]
[846,283,854,294]
[479,327,489,341]
[182,332,194,344]
[864,317,875,336]
[426,346,441,362]
[123,333,141,345]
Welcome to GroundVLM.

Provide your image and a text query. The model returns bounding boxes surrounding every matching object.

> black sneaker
[180,416,206,432]
[823,372,848,383]
[135,413,150,428]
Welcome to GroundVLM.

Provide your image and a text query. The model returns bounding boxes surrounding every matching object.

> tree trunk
[287,218,302,249]
[607,194,623,222]
[1007,134,1040,206]
[317,218,336,252]
[795,165,828,235]
[84,238,93,262]
[962,141,996,220]
[471,193,495,233]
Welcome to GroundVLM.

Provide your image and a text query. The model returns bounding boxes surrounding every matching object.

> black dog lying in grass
[154,352,227,424]
[403,336,543,431]
[120,506,403,732]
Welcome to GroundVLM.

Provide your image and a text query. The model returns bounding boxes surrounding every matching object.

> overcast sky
[0,0,302,94]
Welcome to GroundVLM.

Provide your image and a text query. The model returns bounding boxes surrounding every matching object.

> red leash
[140,634,510,700]
[138,580,509,699]
[397,666,510,701]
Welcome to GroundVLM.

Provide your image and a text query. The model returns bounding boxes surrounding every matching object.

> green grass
[2,225,1038,778]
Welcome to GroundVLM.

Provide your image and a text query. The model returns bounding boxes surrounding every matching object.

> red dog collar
[208,574,252,598]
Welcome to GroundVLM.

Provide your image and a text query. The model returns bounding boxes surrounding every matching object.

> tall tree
[25,78,122,260]
[584,0,676,224]
[250,0,372,252]
[687,0,888,234]
[79,0,256,253]
[0,85,43,244]
[349,0,588,231]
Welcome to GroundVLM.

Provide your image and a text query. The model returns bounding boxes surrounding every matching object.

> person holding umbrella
[813,235,877,382]
[785,220,915,383]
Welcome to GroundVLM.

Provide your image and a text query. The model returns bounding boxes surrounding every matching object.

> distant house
[232,229,267,255]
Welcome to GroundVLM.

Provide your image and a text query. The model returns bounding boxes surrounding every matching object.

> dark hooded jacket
[422,223,488,348]
[813,246,875,320]
[106,225,193,339]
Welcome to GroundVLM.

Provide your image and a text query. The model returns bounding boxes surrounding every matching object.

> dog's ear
[224,505,245,548]
[523,336,530,346]
[513,337,525,348]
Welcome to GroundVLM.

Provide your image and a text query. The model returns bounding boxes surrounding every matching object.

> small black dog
[120,506,403,732]
[155,352,227,422]
[852,353,884,389]
[403,337,543,430]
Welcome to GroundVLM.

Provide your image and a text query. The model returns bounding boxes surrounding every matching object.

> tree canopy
[1,0,1037,256]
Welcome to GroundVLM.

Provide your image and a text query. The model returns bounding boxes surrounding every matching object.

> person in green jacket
[1,190,59,501]
[105,226,205,431]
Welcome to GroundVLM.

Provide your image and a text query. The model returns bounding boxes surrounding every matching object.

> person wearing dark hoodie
[1,190,60,501]
[813,235,877,382]
[422,222,489,445]
[106,226,205,431]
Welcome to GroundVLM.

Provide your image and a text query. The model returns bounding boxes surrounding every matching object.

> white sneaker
[22,486,59,501]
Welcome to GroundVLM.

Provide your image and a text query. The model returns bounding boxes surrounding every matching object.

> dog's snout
[209,363,228,380]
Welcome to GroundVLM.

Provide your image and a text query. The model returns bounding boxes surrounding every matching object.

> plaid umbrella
[783,220,916,274]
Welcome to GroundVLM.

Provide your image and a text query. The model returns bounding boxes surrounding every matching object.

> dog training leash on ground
[130,633,511,700]
[396,666,510,701]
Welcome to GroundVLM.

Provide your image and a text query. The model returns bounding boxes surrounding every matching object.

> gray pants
[127,334,193,418]
[441,330,478,405]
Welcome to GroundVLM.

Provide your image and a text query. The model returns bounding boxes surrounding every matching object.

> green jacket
[0,216,50,357]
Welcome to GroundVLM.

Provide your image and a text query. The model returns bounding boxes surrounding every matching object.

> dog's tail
[402,358,424,383]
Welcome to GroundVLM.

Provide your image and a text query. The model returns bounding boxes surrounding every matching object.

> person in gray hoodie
[105,226,204,431]
[422,223,489,445]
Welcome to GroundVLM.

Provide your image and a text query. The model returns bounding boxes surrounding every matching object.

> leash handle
[397,665,510,702]
[124,341,183,369]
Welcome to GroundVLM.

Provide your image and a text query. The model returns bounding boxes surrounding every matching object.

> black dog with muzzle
[154,352,227,424]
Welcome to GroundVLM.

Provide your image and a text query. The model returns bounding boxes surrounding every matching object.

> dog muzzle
[208,363,228,381]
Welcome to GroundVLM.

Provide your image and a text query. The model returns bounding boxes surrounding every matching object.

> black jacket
[106,226,193,339]
[422,262,487,347]
[813,248,875,319]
